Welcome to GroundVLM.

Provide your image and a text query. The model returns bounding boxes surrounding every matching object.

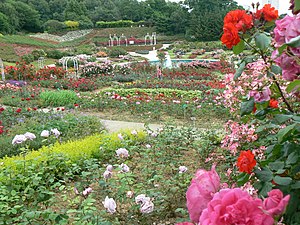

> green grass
[0,35,56,48]
[0,44,20,62]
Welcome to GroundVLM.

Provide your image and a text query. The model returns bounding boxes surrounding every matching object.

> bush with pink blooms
[182,2,300,225]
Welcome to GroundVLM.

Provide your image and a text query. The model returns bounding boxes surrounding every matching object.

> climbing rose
[237,150,257,174]
[224,9,253,32]
[199,188,274,225]
[186,165,220,222]
[221,23,240,49]
[263,189,290,217]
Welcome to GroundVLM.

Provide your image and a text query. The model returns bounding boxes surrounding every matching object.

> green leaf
[234,61,246,80]
[278,44,287,55]
[287,152,298,165]
[273,176,292,186]
[255,167,273,182]
[295,0,300,12]
[241,98,254,116]
[255,33,271,51]
[291,181,300,189]
[237,172,250,186]
[269,161,285,171]
[233,40,245,54]
[274,114,293,124]
[277,124,297,143]
[270,65,282,75]
[286,80,300,93]
[286,35,300,48]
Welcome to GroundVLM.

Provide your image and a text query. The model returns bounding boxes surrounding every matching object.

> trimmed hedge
[96,20,135,28]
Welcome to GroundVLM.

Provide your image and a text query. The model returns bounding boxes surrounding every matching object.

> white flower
[131,130,138,135]
[103,196,116,214]
[12,135,27,145]
[82,187,93,197]
[51,128,61,138]
[117,133,124,140]
[135,194,150,205]
[119,163,130,173]
[145,144,151,149]
[106,164,113,172]
[178,166,188,173]
[23,132,36,141]
[103,170,112,179]
[127,191,134,198]
[40,130,50,138]
[116,148,129,158]
[140,200,154,214]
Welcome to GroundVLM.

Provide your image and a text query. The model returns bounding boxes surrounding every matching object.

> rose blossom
[82,187,92,197]
[24,132,36,141]
[119,163,130,173]
[186,165,220,222]
[106,164,113,172]
[103,170,112,179]
[51,128,61,138]
[131,130,138,135]
[116,148,129,158]
[40,130,50,138]
[263,189,290,216]
[179,166,188,173]
[140,200,154,214]
[117,133,124,140]
[199,188,274,225]
[135,194,151,205]
[103,196,116,214]
[12,134,27,145]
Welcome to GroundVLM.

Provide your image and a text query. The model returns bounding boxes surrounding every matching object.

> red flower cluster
[255,4,279,21]
[221,10,253,48]
[237,150,257,174]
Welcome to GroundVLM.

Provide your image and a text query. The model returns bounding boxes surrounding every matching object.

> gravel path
[100,119,163,133]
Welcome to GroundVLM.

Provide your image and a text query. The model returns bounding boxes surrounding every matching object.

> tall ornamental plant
[181,1,300,225]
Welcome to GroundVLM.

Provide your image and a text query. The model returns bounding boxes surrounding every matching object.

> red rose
[21,98,25,101]
[224,9,253,32]
[269,99,278,108]
[26,98,30,101]
[27,108,31,111]
[221,23,241,49]
[33,107,37,111]
[0,107,4,112]
[256,4,278,21]
[74,103,79,107]
[16,108,22,113]
[237,150,257,174]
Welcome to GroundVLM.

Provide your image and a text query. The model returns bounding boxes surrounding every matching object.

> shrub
[43,20,66,33]
[45,49,68,59]
[64,20,79,30]
[21,54,34,64]
[95,20,135,28]
[39,90,79,107]
[108,47,127,58]
[31,49,46,60]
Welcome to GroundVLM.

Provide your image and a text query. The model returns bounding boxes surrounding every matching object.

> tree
[0,12,11,34]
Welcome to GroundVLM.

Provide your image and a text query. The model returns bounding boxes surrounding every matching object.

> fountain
[164,54,172,68]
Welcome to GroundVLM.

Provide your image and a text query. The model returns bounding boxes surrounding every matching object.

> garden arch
[145,33,152,45]
[108,34,113,47]
[119,34,128,46]
[152,32,157,45]
[61,56,79,77]
[112,34,119,46]
[38,57,45,69]
[0,58,4,81]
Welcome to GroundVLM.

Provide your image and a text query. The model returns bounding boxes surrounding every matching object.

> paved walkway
[100,119,163,133]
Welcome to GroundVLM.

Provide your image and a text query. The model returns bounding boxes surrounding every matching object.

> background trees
[0,0,241,41]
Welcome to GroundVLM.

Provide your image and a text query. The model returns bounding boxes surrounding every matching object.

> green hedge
[96,20,137,28]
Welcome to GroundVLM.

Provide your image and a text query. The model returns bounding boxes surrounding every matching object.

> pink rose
[274,15,294,47]
[248,87,271,102]
[199,188,274,225]
[186,165,220,222]
[263,189,290,217]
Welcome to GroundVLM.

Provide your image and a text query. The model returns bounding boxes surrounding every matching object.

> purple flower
[103,196,116,214]
[116,148,129,158]
[103,170,112,179]
[119,163,130,173]
[248,87,271,103]
[82,187,92,197]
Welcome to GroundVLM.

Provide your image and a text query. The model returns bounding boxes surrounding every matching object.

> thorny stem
[242,38,294,113]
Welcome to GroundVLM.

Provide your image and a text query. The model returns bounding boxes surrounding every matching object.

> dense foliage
[0,0,239,41]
